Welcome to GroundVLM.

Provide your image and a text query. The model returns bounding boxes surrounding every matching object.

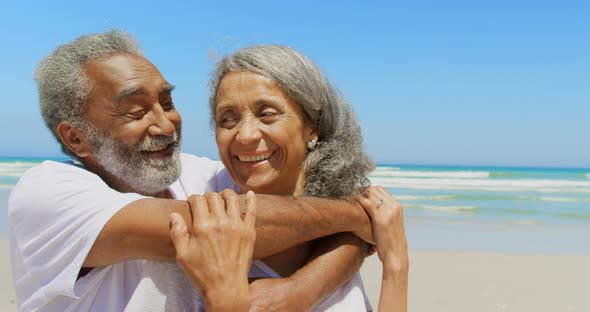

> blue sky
[0,0,588,167]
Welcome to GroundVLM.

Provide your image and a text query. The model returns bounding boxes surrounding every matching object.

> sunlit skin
[215,71,318,276]
[82,53,181,194]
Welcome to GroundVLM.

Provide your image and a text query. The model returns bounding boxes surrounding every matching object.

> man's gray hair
[209,45,375,198]
[35,29,142,156]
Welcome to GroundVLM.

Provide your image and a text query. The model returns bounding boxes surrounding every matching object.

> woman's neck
[240,171,306,197]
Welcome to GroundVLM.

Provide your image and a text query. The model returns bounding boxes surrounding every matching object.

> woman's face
[214,71,317,195]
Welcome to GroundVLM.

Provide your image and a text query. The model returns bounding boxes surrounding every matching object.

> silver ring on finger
[376,198,384,208]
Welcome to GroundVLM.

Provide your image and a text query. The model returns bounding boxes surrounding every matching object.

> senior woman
[170,45,409,311]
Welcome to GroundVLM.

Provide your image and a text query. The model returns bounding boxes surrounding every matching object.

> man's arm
[289,233,370,309]
[248,233,369,312]
[84,192,372,267]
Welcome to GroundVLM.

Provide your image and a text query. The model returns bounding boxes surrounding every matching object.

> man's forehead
[85,53,171,96]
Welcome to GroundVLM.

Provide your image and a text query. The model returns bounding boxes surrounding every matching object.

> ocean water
[370,165,590,227]
[370,164,590,253]
[2,158,589,253]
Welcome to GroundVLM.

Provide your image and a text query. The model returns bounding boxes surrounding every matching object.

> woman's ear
[308,125,319,142]
[306,126,319,151]
[56,122,93,158]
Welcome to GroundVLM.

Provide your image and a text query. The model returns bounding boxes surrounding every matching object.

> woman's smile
[235,151,274,163]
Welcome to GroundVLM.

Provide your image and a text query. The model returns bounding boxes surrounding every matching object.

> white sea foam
[538,197,590,203]
[405,204,479,212]
[371,170,490,179]
[513,196,590,203]
[373,166,401,171]
[369,177,590,193]
[0,162,38,177]
[396,195,456,201]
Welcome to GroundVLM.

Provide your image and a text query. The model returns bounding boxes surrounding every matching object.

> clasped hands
[169,187,398,311]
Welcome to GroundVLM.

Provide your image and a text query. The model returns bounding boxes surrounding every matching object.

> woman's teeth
[238,153,273,162]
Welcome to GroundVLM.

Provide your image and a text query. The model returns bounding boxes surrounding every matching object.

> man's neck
[106,177,173,198]
[105,177,173,198]
[81,158,173,199]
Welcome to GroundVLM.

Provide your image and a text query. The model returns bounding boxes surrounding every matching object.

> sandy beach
[0,239,16,311]
[2,235,588,312]
[360,250,590,312]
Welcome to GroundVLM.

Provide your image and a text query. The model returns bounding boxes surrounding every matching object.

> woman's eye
[259,109,279,122]
[218,115,238,128]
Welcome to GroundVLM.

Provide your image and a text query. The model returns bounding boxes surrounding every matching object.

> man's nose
[236,117,262,144]
[148,105,176,137]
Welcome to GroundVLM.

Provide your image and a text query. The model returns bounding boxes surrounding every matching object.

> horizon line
[0,155,588,171]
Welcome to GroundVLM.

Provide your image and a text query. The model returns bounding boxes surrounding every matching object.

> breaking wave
[370,177,590,193]
[371,170,490,179]
[0,162,38,177]
[405,204,479,212]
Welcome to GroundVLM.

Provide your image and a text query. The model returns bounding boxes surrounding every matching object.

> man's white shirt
[9,153,370,311]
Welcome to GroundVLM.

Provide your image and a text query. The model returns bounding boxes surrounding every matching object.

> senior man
[9,30,374,311]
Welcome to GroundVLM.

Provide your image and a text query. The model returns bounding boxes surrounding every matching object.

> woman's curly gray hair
[35,29,142,157]
[209,45,374,198]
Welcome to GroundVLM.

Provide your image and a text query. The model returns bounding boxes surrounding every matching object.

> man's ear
[56,122,93,158]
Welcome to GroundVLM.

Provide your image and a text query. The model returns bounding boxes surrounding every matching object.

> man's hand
[170,190,257,311]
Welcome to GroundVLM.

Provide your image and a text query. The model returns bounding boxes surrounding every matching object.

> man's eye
[162,101,175,111]
[127,110,146,119]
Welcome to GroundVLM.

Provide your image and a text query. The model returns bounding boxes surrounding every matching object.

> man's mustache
[137,131,180,152]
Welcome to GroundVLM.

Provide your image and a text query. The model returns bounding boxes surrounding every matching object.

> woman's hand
[354,186,408,312]
[355,186,408,272]
[170,189,257,312]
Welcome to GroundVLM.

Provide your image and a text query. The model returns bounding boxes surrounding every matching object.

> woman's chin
[239,179,291,195]
[238,179,275,194]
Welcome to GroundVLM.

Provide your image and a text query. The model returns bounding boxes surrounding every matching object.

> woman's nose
[236,117,262,144]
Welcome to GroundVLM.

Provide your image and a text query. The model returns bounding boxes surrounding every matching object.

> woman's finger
[365,186,384,206]
[354,193,377,218]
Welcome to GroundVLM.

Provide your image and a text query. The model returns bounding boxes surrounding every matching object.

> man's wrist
[343,199,373,243]
[322,198,367,233]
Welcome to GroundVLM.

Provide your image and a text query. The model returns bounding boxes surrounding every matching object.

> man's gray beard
[87,127,182,195]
